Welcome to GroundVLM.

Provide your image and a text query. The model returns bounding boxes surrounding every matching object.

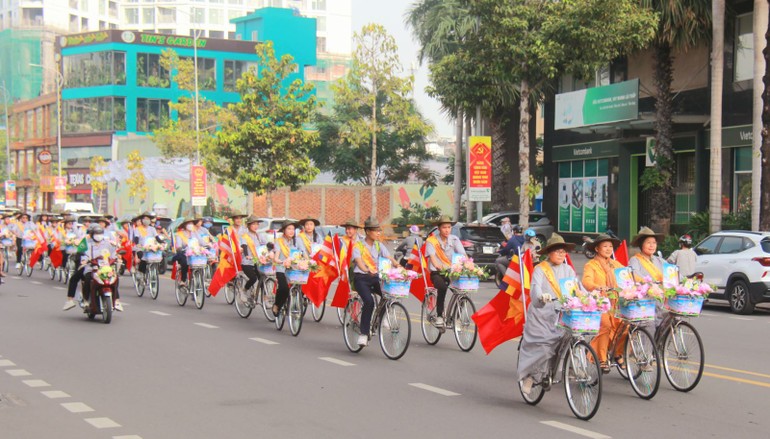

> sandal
[272,305,280,316]
[599,361,611,374]
[615,356,626,370]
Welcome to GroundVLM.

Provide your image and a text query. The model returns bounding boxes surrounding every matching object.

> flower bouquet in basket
[22,230,37,249]
[559,290,612,333]
[381,267,420,296]
[286,254,318,284]
[443,256,487,291]
[255,245,276,274]
[663,277,713,316]
[611,275,665,321]
[143,239,165,253]
[185,239,210,266]
[0,228,14,246]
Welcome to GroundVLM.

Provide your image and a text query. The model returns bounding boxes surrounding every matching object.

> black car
[427,223,505,272]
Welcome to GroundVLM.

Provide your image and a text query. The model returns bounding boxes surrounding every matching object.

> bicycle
[342,284,411,360]
[173,257,207,310]
[301,293,325,322]
[17,247,33,277]
[654,308,704,392]
[606,305,661,400]
[420,285,478,352]
[517,310,603,420]
[274,270,309,336]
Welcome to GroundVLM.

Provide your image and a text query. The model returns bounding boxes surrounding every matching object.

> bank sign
[555,79,639,130]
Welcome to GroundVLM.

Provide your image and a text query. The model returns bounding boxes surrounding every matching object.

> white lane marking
[729,316,753,321]
[113,436,143,439]
[408,382,460,396]
[319,357,355,367]
[31,280,42,285]
[41,390,71,399]
[541,421,611,439]
[150,311,170,316]
[85,417,121,429]
[250,337,279,345]
[0,359,16,367]
[6,369,31,376]
[700,312,719,317]
[194,323,219,329]
[22,379,50,388]
[61,402,95,413]
[54,286,66,290]
[12,276,21,279]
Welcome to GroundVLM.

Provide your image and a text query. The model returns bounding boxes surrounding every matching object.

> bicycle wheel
[453,296,477,352]
[662,321,704,392]
[204,265,212,297]
[261,277,277,322]
[192,269,205,309]
[133,270,145,297]
[311,299,325,322]
[275,301,286,331]
[2,250,7,273]
[337,305,345,325]
[234,285,253,318]
[175,276,188,306]
[564,340,602,420]
[342,297,364,353]
[224,281,236,305]
[379,301,410,360]
[517,342,546,405]
[149,264,159,300]
[421,290,441,345]
[24,252,32,277]
[625,326,660,400]
[288,286,304,336]
[16,253,24,276]
[48,264,56,280]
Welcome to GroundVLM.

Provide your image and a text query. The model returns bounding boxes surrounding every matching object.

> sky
[351,0,455,138]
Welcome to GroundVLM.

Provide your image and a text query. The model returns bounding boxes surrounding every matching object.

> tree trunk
[651,41,676,235]
[710,0,725,233]
[753,0,768,230]
[453,109,463,220]
[761,1,770,231]
[518,79,531,228]
[490,113,509,212]
[465,116,473,221]
[370,94,378,220]
[266,190,273,218]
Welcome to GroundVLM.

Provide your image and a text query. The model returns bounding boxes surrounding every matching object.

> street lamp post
[0,80,10,180]
[29,63,63,179]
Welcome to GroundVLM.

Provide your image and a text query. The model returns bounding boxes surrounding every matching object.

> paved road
[1,261,768,439]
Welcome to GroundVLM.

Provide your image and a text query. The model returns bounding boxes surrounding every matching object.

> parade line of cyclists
[0,209,703,420]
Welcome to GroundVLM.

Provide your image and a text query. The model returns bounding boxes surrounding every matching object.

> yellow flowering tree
[90,155,107,211]
[126,150,147,206]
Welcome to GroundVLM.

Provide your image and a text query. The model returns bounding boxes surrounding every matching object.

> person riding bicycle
[667,234,696,278]
[495,225,525,277]
[297,216,324,257]
[338,218,361,291]
[425,215,466,328]
[63,225,122,312]
[131,212,158,276]
[240,215,272,302]
[0,213,14,277]
[271,220,302,317]
[521,228,541,260]
[582,233,625,373]
[228,212,248,240]
[628,226,666,327]
[171,218,196,287]
[518,234,576,396]
[9,212,38,270]
[351,218,400,347]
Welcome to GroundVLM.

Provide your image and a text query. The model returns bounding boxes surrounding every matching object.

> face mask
[93,234,104,242]
[186,224,195,232]
[142,219,151,226]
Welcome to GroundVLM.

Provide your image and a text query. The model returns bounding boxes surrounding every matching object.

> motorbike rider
[396,225,422,267]
[63,225,122,312]
[521,228,541,259]
[495,225,525,277]
[425,215,467,328]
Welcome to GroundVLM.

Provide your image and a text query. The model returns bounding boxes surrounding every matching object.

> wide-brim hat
[586,233,621,253]
[542,233,576,254]
[432,215,456,226]
[340,218,360,228]
[278,220,299,233]
[63,216,77,223]
[18,212,30,220]
[299,216,320,227]
[81,215,98,222]
[177,217,196,230]
[245,215,262,226]
[97,216,111,225]
[632,226,665,248]
[363,217,381,230]
[228,212,247,219]
[132,211,156,222]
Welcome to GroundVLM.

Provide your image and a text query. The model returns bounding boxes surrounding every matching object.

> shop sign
[40,176,55,193]
[555,79,639,130]
[54,177,67,205]
[468,136,492,202]
[38,150,52,165]
[190,165,207,207]
[5,180,16,207]
[558,160,609,234]
[66,169,92,190]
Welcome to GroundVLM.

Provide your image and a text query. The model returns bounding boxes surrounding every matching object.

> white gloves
[540,293,554,304]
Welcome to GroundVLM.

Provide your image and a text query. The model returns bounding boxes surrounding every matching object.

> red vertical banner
[190,165,207,207]
[468,136,492,201]
[54,177,67,205]
[5,180,16,207]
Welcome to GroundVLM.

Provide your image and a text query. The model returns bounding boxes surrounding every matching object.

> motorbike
[581,228,619,259]
[80,254,119,324]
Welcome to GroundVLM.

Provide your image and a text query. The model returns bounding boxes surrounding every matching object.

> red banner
[190,165,207,207]
[468,136,492,202]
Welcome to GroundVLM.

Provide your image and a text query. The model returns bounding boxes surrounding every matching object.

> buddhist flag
[330,235,352,308]
[49,233,64,268]
[472,250,533,354]
[119,231,133,271]
[28,228,48,268]
[227,227,243,271]
[302,235,340,307]
[407,243,433,302]
[208,233,237,296]
[614,239,629,266]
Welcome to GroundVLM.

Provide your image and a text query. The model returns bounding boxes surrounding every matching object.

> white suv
[693,231,770,314]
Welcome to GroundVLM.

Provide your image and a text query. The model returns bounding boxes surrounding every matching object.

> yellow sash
[277,237,291,258]
[426,235,452,266]
[138,225,148,237]
[538,261,562,299]
[634,254,662,282]
[299,232,313,253]
[356,241,378,272]
[340,236,351,267]
[242,233,259,259]
[175,231,189,247]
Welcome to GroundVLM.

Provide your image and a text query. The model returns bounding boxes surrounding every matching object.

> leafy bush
[722,209,751,231]
[392,203,441,234]
[688,211,709,241]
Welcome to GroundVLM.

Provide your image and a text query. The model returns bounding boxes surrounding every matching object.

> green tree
[153,49,235,161]
[126,150,147,206]
[640,0,711,234]
[331,24,432,218]
[205,42,319,217]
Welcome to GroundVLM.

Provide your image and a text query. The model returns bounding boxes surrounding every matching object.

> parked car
[476,211,554,244]
[426,223,506,273]
[318,225,345,238]
[256,217,298,240]
[693,230,770,314]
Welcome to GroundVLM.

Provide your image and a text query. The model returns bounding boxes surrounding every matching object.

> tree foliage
[204,42,319,214]
[126,150,147,201]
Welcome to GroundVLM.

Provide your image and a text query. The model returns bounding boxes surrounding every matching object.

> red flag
[208,234,238,296]
[49,233,63,268]
[330,235,352,308]
[302,235,340,307]
[614,239,629,266]
[118,231,133,271]
[227,228,242,271]
[171,261,178,281]
[565,252,575,272]
[472,253,528,354]
[28,228,48,268]
[407,243,433,302]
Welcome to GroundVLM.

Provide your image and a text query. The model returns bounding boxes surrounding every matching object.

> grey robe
[629,254,666,327]
[517,261,576,382]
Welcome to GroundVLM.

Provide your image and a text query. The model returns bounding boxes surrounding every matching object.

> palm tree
[710,0,724,233]
[643,0,712,234]
[761,0,770,231]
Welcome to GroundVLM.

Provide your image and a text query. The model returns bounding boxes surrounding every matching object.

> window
[311,0,325,10]
[158,7,175,24]
[125,8,138,24]
[136,98,169,133]
[316,36,326,53]
[228,9,242,21]
[197,58,216,90]
[143,7,154,24]
[695,237,720,255]
[64,97,125,133]
[209,30,224,39]
[224,60,253,91]
[228,31,236,40]
[735,13,754,82]
[316,16,326,32]
[229,0,243,4]
[192,7,205,24]
[718,236,745,254]
[136,53,170,88]
[209,8,223,24]
[63,51,125,87]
